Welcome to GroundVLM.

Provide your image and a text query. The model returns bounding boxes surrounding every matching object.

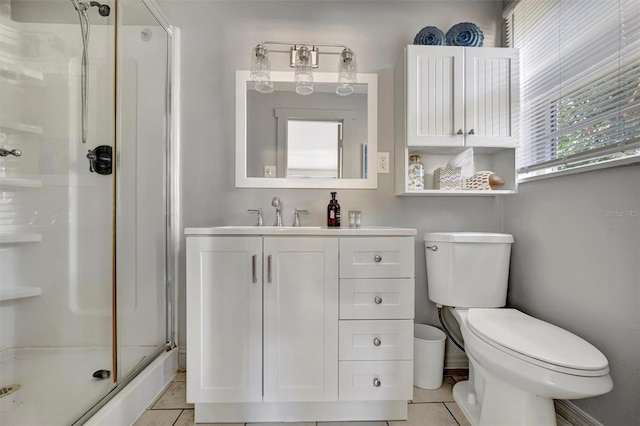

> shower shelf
[0,232,42,244]
[0,177,43,188]
[0,117,43,135]
[0,58,44,84]
[0,287,42,302]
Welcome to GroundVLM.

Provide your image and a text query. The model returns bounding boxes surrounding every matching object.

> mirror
[236,70,377,188]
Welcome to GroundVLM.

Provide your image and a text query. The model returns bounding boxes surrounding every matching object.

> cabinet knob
[374,296,383,304]
[456,129,463,135]
[373,378,381,388]
[468,128,475,135]
[373,337,381,347]
[374,255,382,263]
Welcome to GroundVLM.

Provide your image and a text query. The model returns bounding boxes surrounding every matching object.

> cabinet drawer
[340,237,414,278]
[338,360,413,401]
[340,278,414,320]
[339,320,413,361]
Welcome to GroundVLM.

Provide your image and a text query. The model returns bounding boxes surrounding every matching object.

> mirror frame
[235,70,378,189]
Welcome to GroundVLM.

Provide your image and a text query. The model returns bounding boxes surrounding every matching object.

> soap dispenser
[327,192,341,227]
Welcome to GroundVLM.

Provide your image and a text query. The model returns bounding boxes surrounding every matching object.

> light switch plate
[377,152,390,173]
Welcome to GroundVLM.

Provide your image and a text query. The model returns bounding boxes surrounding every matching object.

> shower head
[89,1,111,17]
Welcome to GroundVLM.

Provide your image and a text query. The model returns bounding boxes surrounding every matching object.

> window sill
[518,156,640,184]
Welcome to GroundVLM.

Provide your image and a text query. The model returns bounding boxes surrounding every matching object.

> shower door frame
[70,0,180,423]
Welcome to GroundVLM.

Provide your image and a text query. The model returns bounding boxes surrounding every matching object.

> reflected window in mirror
[286,119,342,178]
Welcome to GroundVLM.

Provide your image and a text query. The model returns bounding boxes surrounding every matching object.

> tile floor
[133,371,471,426]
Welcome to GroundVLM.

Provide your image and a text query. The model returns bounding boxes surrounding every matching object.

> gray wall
[158,0,504,366]
[503,164,640,426]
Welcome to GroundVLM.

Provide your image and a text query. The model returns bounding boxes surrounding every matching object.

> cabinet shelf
[0,232,42,244]
[400,189,517,196]
[0,287,42,301]
[0,176,43,188]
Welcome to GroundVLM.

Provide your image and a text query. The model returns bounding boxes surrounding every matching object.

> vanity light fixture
[249,41,358,96]
[337,48,357,96]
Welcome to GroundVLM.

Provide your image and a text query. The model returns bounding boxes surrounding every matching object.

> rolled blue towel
[413,26,445,45]
[445,22,484,47]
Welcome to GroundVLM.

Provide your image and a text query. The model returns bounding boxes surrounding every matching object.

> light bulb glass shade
[336,84,354,96]
[338,48,357,84]
[294,46,314,95]
[251,45,273,94]
[337,48,357,96]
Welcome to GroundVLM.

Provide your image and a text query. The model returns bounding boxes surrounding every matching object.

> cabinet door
[464,48,520,147]
[406,45,464,146]
[186,236,263,403]
[263,237,339,402]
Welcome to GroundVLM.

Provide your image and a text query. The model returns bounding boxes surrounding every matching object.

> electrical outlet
[264,165,276,177]
[377,152,390,173]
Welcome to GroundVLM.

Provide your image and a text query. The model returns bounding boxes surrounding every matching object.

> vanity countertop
[185,226,417,237]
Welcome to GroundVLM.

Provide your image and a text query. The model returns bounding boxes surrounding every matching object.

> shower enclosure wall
[0,1,178,424]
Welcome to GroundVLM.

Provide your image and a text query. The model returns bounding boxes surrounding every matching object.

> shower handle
[0,148,22,157]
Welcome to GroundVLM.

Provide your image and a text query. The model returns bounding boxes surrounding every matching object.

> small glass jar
[408,154,425,190]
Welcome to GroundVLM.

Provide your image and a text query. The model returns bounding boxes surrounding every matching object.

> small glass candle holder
[348,211,362,228]
[348,211,357,228]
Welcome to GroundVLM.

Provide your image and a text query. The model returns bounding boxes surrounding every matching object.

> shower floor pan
[0,347,113,426]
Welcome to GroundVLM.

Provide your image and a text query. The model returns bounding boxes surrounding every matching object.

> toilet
[424,232,613,426]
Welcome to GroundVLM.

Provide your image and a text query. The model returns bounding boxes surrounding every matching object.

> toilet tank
[424,232,514,308]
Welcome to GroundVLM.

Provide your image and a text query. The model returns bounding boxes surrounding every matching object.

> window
[504,0,640,178]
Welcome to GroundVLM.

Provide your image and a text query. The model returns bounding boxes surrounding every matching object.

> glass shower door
[115,0,170,381]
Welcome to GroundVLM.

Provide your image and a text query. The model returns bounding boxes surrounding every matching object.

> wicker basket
[463,171,495,190]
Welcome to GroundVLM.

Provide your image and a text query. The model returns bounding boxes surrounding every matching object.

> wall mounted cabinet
[396,45,520,195]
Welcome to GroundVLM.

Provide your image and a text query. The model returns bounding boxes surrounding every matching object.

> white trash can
[414,324,446,389]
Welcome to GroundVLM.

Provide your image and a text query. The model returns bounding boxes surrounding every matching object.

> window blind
[504,0,640,176]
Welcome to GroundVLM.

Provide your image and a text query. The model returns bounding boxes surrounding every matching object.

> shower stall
[0,0,180,424]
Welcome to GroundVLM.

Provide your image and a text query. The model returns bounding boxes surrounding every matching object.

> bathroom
[0,0,638,425]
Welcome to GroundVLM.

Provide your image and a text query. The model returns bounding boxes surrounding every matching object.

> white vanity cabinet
[186,227,417,423]
[186,236,338,404]
[395,45,520,195]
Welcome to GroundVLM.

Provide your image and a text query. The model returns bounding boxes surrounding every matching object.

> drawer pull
[374,255,382,263]
[373,337,381,346]
[373,378,381,387]
[267,255,272,283]
[374,296,383,304]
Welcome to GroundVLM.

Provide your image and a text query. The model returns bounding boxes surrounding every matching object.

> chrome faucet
[247,208,264,226]
[271,196,283,226]
[292,209,309,227]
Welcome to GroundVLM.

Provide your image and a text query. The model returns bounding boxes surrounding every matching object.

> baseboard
[445,351,469,369]
[555,400,604,426]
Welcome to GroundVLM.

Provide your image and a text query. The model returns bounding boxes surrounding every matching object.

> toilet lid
[467,309,608,371]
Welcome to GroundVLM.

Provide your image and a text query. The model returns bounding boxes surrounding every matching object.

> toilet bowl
[450,308,613,426]
[424,232,613,426]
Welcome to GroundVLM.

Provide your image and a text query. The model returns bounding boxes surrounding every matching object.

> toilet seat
[467,308,609,377]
